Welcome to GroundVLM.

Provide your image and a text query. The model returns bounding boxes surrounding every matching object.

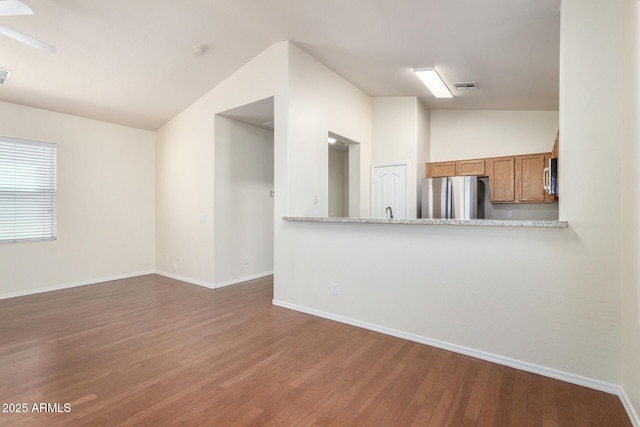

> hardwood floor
[0,274,631,426]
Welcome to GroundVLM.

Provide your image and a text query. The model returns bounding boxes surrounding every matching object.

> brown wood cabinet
[551,131,559,158]
[427,159,485,177]
[516,154,546,202]
[425,143,558,204]
[457,159,485,176]
[426,161,456,177]
[488,157,515,202]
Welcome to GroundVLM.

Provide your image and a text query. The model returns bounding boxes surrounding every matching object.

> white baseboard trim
[214,271,274,289]
[154,270,273,290]
[154,271,215,289]
[620,388,640,427]
[0,270,156,300]
[272,299,621,397]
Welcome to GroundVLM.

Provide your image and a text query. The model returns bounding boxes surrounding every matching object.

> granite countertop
[283,216,569,228]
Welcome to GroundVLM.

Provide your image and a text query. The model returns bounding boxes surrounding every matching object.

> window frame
[0,136,57,244]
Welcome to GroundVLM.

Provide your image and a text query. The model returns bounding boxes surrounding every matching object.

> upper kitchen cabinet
[427,159,485,177]
[427,161,456,177]
[490,153,556,203]
[426,150,557,204]
[487,157,515,202]
[515,154,546,202]
[457,159,485,176]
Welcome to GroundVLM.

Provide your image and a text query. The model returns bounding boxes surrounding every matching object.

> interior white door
[371,163,407,219]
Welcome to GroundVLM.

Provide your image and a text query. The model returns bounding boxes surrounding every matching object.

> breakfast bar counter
[283,216,569,228]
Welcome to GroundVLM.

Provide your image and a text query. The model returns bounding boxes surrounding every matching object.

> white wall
[621,0,640,422]
[155,42,288,286]
[348,144,362,217]
[286,44,372,218]
[328,145,348,217]
[430,110,559,161]
[273,0,623,390]
[0,101,155,297]
[557,0,622,366]
[214,116,274,285]
[372,97,422,218]
[416,100,431,217]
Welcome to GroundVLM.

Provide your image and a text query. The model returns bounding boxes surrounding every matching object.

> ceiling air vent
[0,69,12,86]
[453,81,478,91]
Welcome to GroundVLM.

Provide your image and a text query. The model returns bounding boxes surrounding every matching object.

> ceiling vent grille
[0,69,12,86]
[453,81,478,90]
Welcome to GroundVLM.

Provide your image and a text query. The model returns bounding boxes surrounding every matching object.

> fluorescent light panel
[414,67,453,98]
[0,0,34,17]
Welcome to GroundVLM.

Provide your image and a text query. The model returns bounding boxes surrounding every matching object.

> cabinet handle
[543,167,550,193]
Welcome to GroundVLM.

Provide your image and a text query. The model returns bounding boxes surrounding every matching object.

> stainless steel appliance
[421,176,485,219]
[544,157,558,196]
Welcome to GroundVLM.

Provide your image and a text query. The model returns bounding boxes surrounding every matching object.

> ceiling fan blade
[0,0,33,17]
[0,24,55,53]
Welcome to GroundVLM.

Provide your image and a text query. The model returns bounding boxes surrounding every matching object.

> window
[0,137,57,243]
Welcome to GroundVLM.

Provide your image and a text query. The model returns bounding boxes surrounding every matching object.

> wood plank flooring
[0,274,631,426]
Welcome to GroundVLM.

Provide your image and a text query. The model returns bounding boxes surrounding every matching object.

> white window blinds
[0,137,57,243]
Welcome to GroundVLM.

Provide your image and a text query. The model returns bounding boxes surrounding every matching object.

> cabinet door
[551,131,559,158]
[427,161,456,178]
[489,157,515,202]
[457,159,485,176]
[516,154,546,202]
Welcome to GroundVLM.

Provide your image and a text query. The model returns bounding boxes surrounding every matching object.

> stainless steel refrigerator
[421,176,485,219]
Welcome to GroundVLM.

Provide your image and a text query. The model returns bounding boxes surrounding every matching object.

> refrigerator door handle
[446,179,452,219]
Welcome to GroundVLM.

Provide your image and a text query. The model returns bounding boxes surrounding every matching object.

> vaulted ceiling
[0,0,560,130]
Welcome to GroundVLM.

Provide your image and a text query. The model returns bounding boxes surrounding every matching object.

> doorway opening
[327,131,360,218]
[214,97,274,287]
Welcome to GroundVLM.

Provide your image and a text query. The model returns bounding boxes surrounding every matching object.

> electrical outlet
[313,195,318,204]
[331,283,337,295]
[243,257,249,265]
[507,210,513,218]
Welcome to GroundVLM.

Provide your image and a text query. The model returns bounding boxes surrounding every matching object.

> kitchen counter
[283,216,568,228]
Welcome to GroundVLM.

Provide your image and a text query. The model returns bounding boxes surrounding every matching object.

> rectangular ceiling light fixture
[414,67,453,98]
